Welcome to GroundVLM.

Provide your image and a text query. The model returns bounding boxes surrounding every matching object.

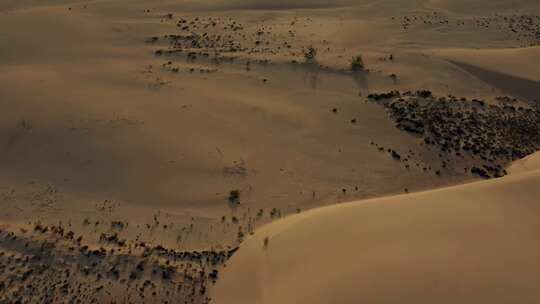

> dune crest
[2,0,540,302]
[507,152,540,175]
[213,153,540,304]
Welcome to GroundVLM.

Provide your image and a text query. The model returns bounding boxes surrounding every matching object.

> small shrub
[303,46,318,61]
[228,190,240,203]
[416,90,433,98]
[237,226,244,241]
[351,55,365,71]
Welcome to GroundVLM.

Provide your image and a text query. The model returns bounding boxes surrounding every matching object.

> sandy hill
[1,0,540,302]
[507,152,540,175]
[434,47,540,82]
[213,152,540,304]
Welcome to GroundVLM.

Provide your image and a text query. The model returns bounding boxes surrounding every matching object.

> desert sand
[213,152,540,304]
[1,0,539,303]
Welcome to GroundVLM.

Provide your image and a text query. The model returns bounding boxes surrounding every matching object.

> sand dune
[434,47,540,102]
[213,152,540,304]
[507,152,540,175]
[435,47,540,82]
[429,0,540,13]
[449,60,540,103]
[1,0,540,302]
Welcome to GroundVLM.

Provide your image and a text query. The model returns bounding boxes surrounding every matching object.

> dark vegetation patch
[367,90,540,178]
[0,225,238,304]
[396,12,540,47]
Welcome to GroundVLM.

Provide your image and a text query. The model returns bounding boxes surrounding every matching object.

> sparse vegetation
[270,208,281,219]
[303,46,318,62]
[351,55,365,71]
[237,226,244,242]
[228,190,240,204]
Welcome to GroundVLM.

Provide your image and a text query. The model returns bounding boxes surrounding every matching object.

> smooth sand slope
[213,152,540,304]
[433,47,540,102]
[435,47,540,82]
[1,0,540,302]
[507,152,540,175]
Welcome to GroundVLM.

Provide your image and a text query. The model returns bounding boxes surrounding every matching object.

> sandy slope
[433,47,540,102]
[429,0,540,13]
[434,47,540,82]
[213,152,540,304]
[1,1,537,232]
[1,0,501,249]
[507,152,540,175]
[1,0,540,302]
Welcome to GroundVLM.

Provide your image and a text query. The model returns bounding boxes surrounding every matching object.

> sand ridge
[1,0,540,302]
[213,152,540,304]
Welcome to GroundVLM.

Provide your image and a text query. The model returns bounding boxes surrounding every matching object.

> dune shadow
[451,60,540,105]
